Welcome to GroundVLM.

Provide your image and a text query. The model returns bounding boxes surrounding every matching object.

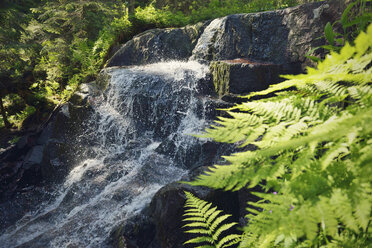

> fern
[183,192,241,248]
[184,24,372,247]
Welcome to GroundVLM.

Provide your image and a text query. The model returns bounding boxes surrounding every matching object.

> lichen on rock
[210,59,281,97]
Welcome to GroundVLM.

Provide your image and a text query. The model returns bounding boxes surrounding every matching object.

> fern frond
[216,234,242,248]
[183,192,240,248]
[184,236,215,245]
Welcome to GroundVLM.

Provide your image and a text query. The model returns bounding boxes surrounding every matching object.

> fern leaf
[183,192,241,247]
[186,229,211,235]
[183,222,209,228]
[210,214,233,233]
[212,222,237,241]
[184,236,215,245]
[206,210,223,225]
[184,217,208,223]
[216,234,242,248]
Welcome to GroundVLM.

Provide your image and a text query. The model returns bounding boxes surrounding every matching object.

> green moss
[210,61,231,97]
[118,237,126,248]
[113,224,126,248]
[95,71,111,91]
[9,136,20,144]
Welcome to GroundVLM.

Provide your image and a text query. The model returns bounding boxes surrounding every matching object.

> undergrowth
[183,23,372,248]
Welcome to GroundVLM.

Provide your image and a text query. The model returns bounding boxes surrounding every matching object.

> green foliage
[307,0,371,61]
[133,0,316,31]
[28,0,124,100]
[185,24,372,247]
[0,0,124,129]
[183,192,241,248]
[9,105,36,129]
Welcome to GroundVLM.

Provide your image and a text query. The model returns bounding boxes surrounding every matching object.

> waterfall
[0,61,211,248]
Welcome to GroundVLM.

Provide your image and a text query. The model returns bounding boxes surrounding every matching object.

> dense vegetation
[183,13,372,248]
[0,0,317,132]
[1,0,370,247]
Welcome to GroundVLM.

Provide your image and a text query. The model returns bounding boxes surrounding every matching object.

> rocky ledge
[108,1,345,73]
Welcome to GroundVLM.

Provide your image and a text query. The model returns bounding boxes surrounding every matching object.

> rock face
[210,59,282,97]
[0,81,102,201]
[109,1,345,74]
[39,103,91,183]
[110,180,243,248]
[191,1,344,73]
[0,103,88,231]
[108,1,345,100]
[107,22,209,67]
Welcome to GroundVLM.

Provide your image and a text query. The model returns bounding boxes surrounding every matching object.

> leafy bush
[0,0,125,129]
[184,24,372,247]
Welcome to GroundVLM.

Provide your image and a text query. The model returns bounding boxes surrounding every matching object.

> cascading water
[0,61,212,247]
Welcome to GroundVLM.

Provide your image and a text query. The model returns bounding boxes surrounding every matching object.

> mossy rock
[210,59,282,97]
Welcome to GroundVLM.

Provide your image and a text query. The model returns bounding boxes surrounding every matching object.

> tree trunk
[0,97,11,128]
[128,0,135,15]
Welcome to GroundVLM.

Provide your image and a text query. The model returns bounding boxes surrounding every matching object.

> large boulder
[110,178,258,248]
[106,22,209,67]
[109,179,237,248]
[108,1,344,74]
[191,1,345,73]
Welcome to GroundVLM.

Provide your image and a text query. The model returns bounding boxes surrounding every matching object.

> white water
[0,61,210,247]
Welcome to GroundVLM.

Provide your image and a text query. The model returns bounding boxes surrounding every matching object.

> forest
[0,0,371,247]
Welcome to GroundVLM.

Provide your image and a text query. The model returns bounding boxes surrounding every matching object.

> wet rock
[0,185,55,232]
[193,74,215,97]
[191,1,344,72]
[107,22,209,67]
[199,97,234,119]
[137,154,174,184]
[155,134,227,170]
[0,83,98,200]
[210,59,282,97]
[23,145,44,169]
[70,82,101,106]
[110,210,158,248]
[145,178,246,248]
[108,179,219,248]
[148,182,212,248]
[40,103,94,183]
[36,122,53,145]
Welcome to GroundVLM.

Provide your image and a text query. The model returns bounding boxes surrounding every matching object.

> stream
[0,61,212,247]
